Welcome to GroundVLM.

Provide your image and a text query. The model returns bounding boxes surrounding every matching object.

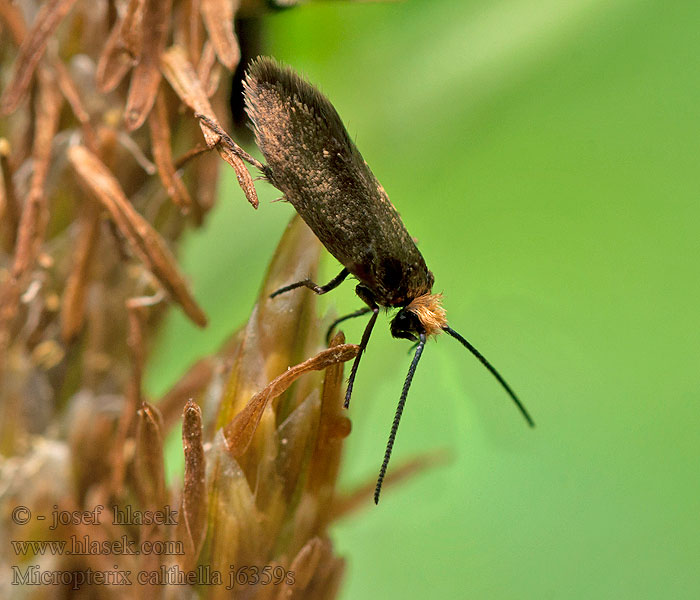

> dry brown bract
[161,44,260,207]
[0,0,78,115]
[68,144,208,327]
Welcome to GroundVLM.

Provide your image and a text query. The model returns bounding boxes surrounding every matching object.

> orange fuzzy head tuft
[390,293,447,341]
[406,293,447,337]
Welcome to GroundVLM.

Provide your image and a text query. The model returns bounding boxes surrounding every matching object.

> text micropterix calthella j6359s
[197,57,534,504]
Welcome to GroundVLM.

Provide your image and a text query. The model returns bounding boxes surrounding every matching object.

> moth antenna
[375,333,427,504]
[443,325,534,427]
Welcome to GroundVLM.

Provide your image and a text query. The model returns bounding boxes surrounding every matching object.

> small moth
[200,57,533,503]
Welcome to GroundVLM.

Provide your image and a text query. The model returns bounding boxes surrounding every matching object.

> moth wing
[245,58,431,306]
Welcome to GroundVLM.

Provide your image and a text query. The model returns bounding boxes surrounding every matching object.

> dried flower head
[1,217,363,598]
[0,2,436,597]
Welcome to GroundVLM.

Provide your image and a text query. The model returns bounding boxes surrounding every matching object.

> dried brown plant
[2,214,363,599]
[0,2,433,597]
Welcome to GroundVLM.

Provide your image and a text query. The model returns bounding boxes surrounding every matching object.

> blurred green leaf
[150,1,700,598]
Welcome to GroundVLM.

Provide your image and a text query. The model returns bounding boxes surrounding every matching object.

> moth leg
[194,113,264,170]
[270,268,349,298]
[325,307,372,345]
[344,286,379,409]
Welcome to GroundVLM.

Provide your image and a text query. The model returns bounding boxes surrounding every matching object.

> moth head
[390,293,447,341]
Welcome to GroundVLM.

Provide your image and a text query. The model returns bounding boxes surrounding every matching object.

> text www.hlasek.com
[11,535,183,557]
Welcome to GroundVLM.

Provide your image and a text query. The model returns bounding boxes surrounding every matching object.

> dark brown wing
[244,57,433,307]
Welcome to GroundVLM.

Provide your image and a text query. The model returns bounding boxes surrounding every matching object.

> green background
[148,1,700,598]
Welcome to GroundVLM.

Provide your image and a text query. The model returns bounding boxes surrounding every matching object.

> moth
[199,57,533,503]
